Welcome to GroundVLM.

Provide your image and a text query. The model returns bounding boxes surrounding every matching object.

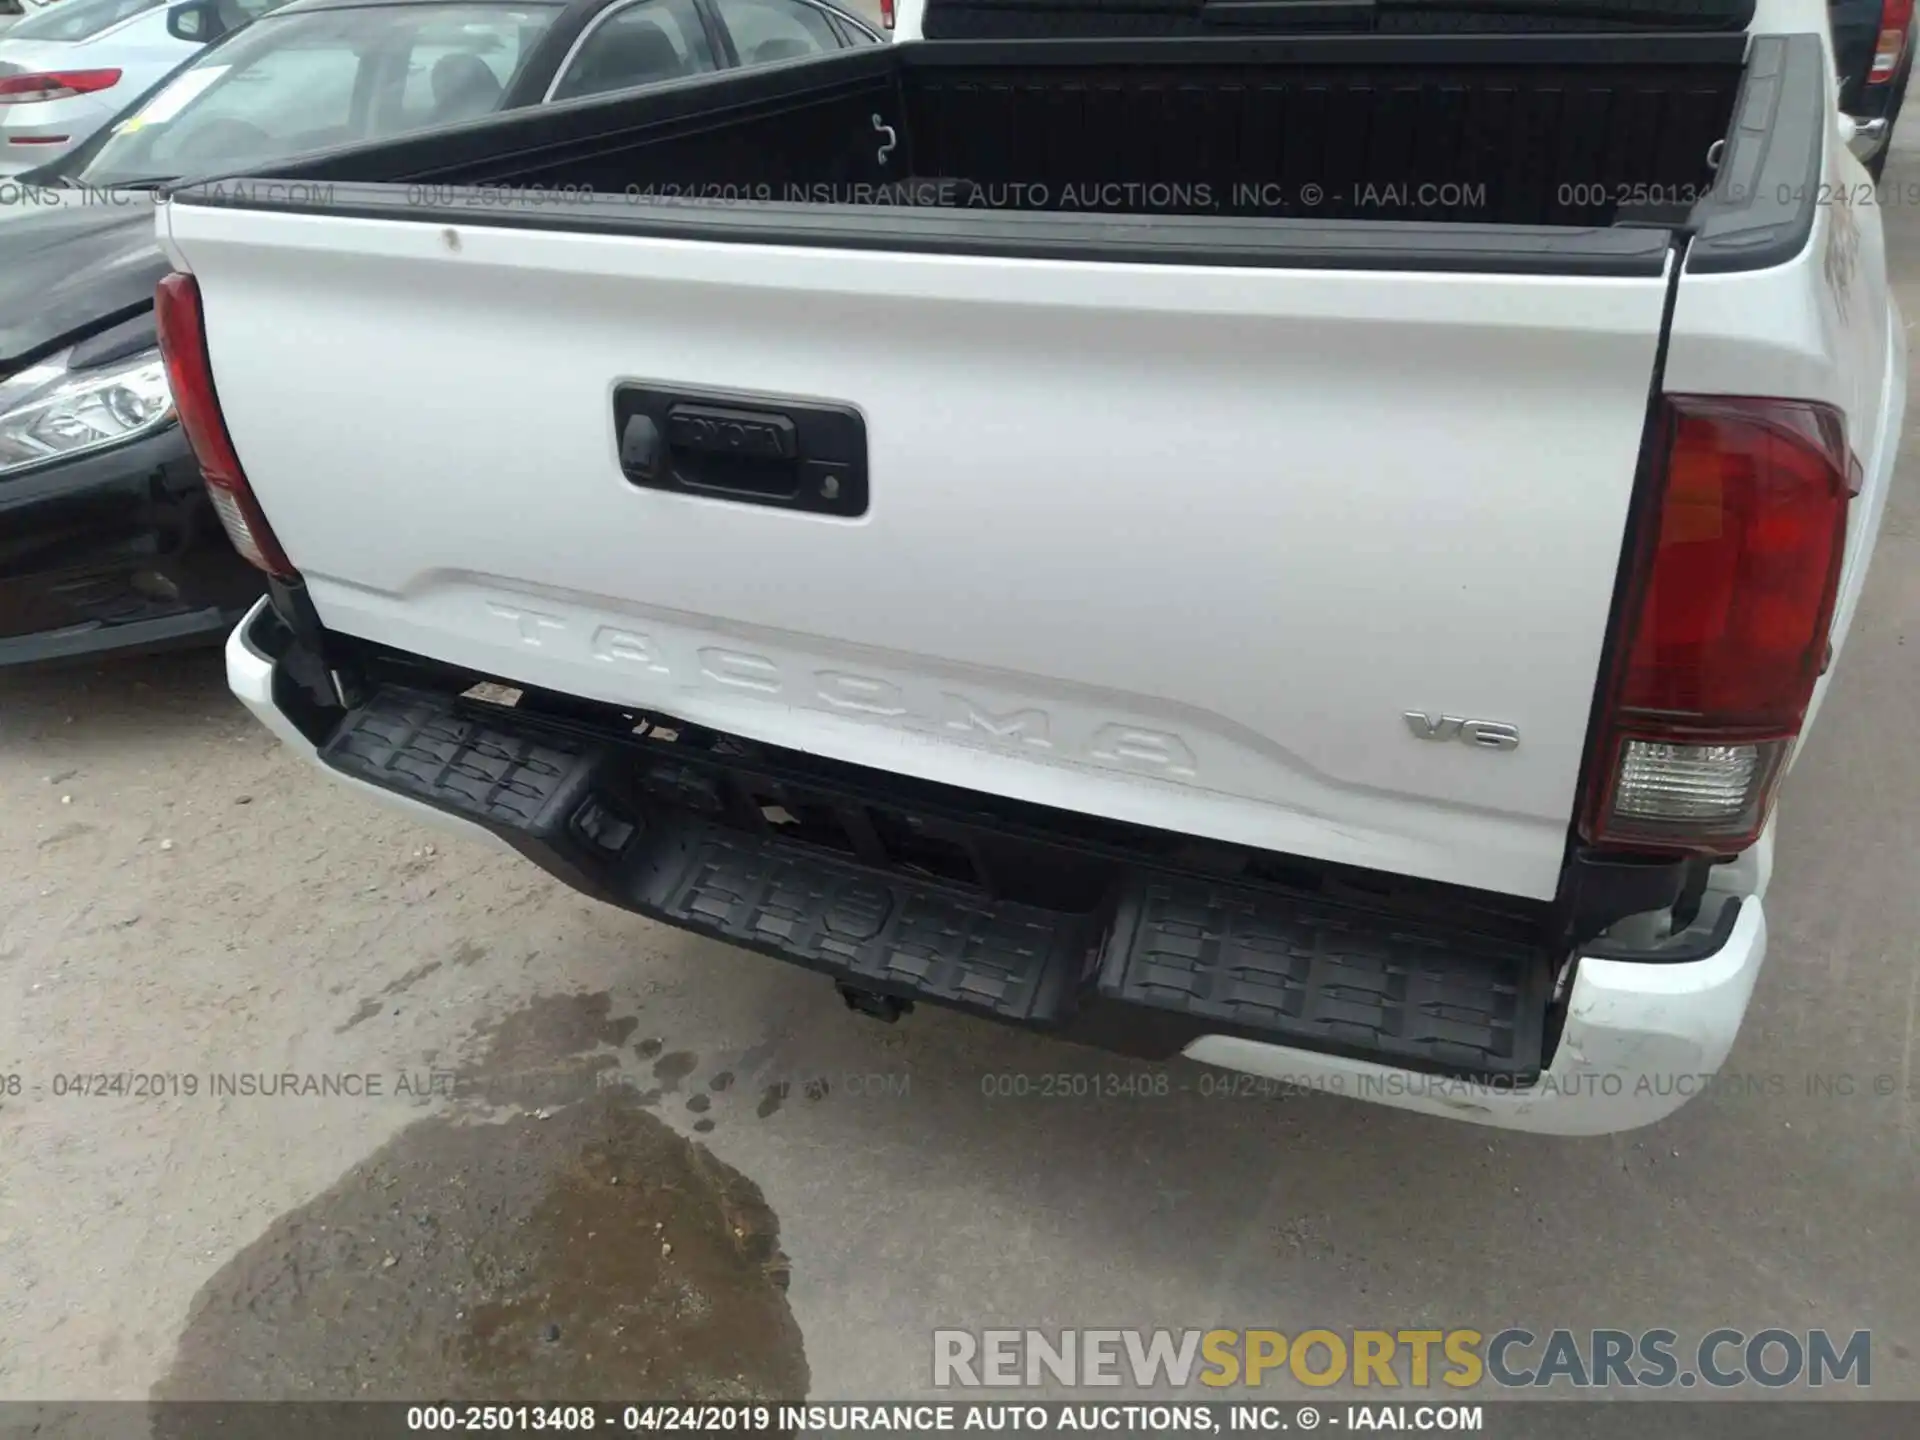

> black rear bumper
[0,426,263,666]
[315,680,1558,1081]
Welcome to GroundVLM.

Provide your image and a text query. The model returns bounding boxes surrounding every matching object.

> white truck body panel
[160,199,1681,898]
[1663,99,1906,750]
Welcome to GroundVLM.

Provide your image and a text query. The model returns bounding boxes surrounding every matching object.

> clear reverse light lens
[0,348,175,476]
[1606,739,1789,841]
[205,485,269,570]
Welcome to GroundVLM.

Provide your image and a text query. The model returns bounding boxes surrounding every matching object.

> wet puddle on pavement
[151,994,808,1406]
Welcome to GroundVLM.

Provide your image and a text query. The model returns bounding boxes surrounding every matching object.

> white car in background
[0,0,200,173]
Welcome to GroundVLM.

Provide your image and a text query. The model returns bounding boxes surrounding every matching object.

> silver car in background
[0,0,201,173]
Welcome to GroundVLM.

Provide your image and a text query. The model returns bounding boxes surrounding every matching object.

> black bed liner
[169,29,1823,278]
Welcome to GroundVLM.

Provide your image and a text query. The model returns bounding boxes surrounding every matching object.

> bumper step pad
[323,689,604,829]
[320,688,1090,1023]
[634,826,1090,1022]
[322,686,1549,1078]
[1098,879,1548,1079]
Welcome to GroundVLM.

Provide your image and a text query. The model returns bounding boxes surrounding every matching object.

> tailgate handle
[658,403,801,500]
[615,385,868,517]
[665,403,798,463]
[622,404,802,501]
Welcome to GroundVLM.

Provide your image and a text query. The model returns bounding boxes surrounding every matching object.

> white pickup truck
[153,0,1902,1135]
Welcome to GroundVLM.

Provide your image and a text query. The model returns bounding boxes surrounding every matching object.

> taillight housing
[0,69,123,105]
[1872,0,1914,84]
[879,0,894,28]
[1580,396,1855,854]
[154,272,299,580]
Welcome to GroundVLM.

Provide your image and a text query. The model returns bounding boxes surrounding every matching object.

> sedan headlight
[0,347,175,476]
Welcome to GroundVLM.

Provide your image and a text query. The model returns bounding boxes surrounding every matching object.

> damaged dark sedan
[0,200,261,664]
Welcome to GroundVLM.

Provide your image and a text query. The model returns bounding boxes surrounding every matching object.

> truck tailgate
[162,201,1673,899]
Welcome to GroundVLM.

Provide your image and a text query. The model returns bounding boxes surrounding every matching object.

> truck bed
[205,29,1794,260]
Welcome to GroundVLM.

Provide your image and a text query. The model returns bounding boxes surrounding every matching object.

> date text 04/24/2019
[1785,181,1920,207]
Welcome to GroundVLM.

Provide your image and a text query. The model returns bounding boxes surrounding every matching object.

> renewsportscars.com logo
[932,1328,1872,1391]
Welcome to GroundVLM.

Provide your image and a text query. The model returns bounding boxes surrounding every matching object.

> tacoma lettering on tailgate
[480,602,1200,781]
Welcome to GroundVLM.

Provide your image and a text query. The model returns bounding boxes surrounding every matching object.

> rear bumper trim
[1186,899,1766,1137]
[227,598,1768,1134]
[315,678,1554,1080]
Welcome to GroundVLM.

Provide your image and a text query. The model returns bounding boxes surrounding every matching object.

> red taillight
[1581,396,1853,853]
[880,0,894,28]
[0,69,123,105]
[155,272,299,580]
[1872,0,1913,83]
